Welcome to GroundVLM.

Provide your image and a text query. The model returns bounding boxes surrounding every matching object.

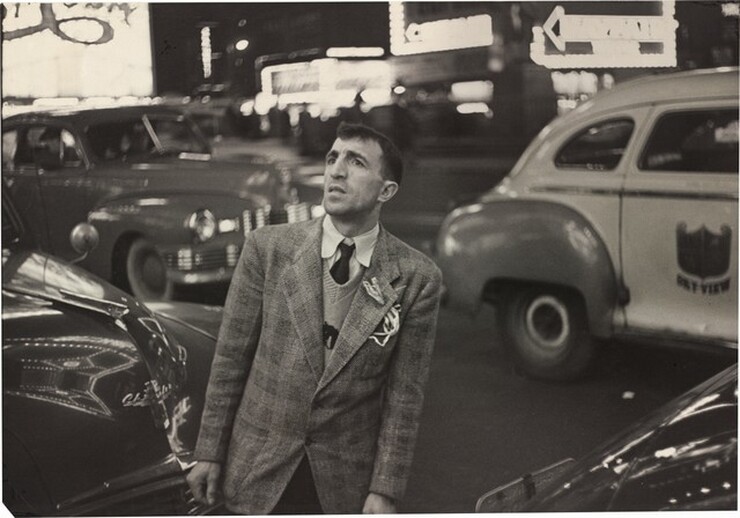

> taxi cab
[436,67,738,380]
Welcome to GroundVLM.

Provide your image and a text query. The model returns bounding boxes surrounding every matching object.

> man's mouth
[327,185,346,194]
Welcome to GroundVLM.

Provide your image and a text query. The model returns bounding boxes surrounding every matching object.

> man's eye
[352,158,365,167]
[326,157,336,165]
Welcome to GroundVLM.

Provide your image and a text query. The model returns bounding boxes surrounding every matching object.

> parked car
[436,67,738,380]
[476,363,737,512]
[2,190,225,515]
[2,104,324,301]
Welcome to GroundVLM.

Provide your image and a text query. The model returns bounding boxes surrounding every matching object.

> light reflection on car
[476,364,737,512]
[2,189,224,515]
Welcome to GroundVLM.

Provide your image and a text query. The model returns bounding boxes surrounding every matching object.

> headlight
[187,209,217,242]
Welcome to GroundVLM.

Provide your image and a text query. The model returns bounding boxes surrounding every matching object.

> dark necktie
[330,242,355,284]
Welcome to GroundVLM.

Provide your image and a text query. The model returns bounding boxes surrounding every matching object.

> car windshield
[86,114,210,162]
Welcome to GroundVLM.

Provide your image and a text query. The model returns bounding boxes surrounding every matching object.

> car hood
[94,155,298,207]
[524,365,738,511]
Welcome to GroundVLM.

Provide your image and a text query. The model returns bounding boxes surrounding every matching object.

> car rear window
[555,118,634,171]
[639,109,739,174]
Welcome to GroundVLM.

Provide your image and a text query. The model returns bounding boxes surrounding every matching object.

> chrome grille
[242,203,312,235]
[165,245,242,272]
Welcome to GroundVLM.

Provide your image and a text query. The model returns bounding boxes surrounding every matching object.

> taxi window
[555,119,634,171]
[640,109,738,174]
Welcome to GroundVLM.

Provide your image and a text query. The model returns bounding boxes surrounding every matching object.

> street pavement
[402,305,735,512]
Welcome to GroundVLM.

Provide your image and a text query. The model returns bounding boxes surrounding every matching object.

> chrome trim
[167,267,235,285]
[530,185,738,201]
[614,328,737,352]
[59,289,129,319]
[4,285,129,319]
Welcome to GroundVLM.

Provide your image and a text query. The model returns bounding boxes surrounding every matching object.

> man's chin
[323,204,347,217]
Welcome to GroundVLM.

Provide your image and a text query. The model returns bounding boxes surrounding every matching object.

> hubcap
[525,295,570,349]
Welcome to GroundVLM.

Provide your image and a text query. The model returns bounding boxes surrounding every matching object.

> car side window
[14,126,82,168]
[639,109,739,174]
[555,118,635,171]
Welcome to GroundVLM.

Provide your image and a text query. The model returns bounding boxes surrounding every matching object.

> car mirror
[69,223,99,263]
[475,458,575,512]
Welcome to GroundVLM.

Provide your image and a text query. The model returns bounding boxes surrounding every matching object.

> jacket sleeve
[194,230,265,462]
[369,263,443,501]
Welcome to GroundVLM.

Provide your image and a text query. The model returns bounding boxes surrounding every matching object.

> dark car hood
[525,365,738,511]
[93,155,296,207]
[2,247,218,513]
[2,247,188,423]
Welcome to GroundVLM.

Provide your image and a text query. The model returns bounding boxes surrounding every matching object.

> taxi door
[620,101,738,343]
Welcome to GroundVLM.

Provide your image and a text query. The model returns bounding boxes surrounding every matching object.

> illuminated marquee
[2,3,153,98]
[389,2,493,56]
[530,1,678,69]
[262,59,392,104]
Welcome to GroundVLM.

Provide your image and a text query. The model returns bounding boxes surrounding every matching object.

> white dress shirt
[321,216,379,281]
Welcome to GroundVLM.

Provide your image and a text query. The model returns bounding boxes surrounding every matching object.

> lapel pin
[363,277,385,305]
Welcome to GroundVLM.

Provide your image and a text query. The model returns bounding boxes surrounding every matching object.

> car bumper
[161,238,241,286]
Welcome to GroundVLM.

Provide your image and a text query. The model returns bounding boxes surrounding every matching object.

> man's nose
[328,158,347,178]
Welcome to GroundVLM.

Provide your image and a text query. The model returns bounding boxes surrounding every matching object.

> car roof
[3,104,186,127]
[577,67,739,115]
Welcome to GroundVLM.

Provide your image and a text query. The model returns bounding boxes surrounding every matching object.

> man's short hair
[336,121,403,185]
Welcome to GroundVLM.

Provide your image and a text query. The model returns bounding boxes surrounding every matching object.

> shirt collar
[321,216,379,268]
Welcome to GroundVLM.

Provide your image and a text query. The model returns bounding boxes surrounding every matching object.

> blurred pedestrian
[187,122,443,514]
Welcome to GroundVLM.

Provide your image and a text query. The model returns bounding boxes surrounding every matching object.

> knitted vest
[322,266,363,368]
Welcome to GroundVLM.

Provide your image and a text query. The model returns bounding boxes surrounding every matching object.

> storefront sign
[266,62,321,96]
[390,2,493,56]
[261,58,392,106]
[530,1,677,69]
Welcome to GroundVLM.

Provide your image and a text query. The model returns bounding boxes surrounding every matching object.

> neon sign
[389,2,493,56]
[2,3,153,98]
[530,1,678,69]
[2,3,138,45]
[201,27,212,79]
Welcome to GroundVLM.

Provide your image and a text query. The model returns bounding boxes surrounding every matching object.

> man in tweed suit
[187,122,443,514]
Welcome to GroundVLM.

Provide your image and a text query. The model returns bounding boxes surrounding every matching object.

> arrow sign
[542,4,677,53]
[543,6,566,52]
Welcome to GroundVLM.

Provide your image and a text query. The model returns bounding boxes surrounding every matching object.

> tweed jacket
[194,217,443,514]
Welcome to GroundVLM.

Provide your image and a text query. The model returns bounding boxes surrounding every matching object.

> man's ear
[378,180,399,203]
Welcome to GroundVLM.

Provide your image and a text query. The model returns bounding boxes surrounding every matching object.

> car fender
[436,199,619,337]
[82,192,262,281]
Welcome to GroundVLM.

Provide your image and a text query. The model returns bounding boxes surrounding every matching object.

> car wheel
[125,238,174,301]
[500,286,593,381]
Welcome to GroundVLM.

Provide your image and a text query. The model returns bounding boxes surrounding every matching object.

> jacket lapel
[281,219,324,384]
[317,227,401,392]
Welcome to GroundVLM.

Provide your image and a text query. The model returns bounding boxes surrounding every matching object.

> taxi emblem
[676,223,732,279]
